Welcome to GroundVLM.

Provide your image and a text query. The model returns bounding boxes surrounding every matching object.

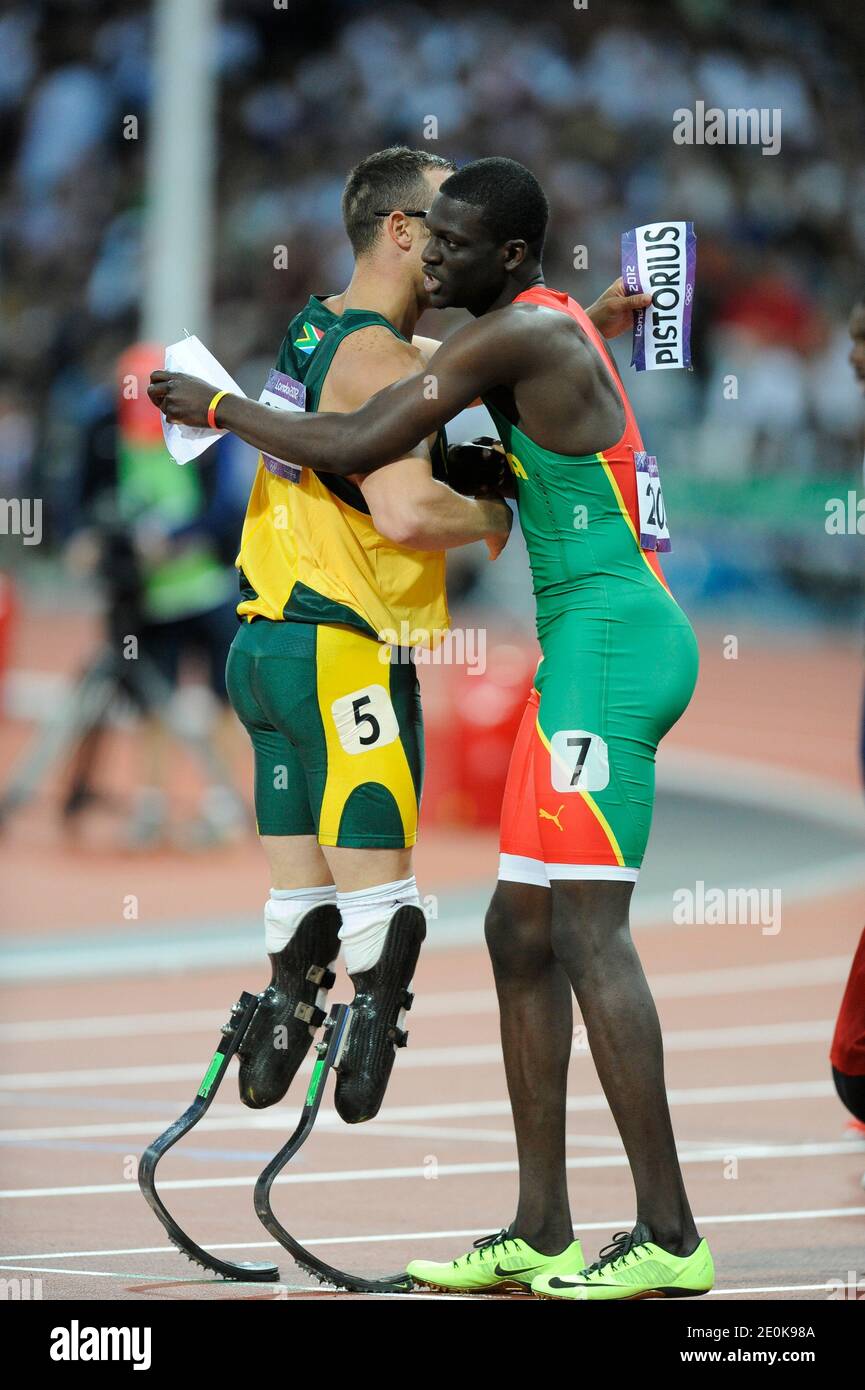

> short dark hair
[342,146,456,256]
[440,157,549,258]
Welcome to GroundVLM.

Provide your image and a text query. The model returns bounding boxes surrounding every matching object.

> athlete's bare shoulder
[332,323,422,370]
[323,324,424,414]
[505,298,593,347]
[479,298,599,384]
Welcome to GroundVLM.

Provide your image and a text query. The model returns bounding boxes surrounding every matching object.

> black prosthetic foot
[334,904,425,1124]
[238,903,341,1109]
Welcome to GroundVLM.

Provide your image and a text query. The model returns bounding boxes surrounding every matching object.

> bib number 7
[635,451,671,553]
[549,729,610,793]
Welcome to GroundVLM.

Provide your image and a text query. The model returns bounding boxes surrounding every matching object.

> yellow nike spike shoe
[532,1222,714,1301]
[407,1230,584,1295]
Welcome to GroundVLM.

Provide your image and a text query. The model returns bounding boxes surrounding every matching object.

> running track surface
[1,612,863,1301]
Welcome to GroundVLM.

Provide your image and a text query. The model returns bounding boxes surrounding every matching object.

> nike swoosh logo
[547,1275,589,1288]
[494,1262,543,1278]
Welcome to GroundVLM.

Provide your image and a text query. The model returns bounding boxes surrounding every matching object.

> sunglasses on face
[373,209,430,219]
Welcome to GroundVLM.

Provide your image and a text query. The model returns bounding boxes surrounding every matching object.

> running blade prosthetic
[138,992,279,1281]
[237,904,341,1109]
[334,905,426,1124]
[254,1002,412,1293]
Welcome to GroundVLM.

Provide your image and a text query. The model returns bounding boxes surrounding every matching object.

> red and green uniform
[489,287,698,884]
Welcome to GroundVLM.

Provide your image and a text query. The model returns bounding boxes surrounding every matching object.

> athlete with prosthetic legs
[150,157,712,1299]
[211,147,513,1124]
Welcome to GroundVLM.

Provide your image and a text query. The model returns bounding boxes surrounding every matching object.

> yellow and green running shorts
[226,619,423,848]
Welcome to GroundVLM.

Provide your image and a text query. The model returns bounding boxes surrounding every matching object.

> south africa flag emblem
[294,322,325,355]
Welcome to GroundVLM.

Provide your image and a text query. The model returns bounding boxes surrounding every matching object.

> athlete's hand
[476,473,517,501]
[586,277,652,340]
[484,497,513,562]
[147,371,217,428]
[447,438,517,500]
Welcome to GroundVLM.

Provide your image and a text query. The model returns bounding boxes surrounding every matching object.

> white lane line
[0,1264,322,1293]
[0,1062,205,1090]
[0,1264,843,1297]
[707,1285,842,1297]
[367,1080,837,1122]
[0,1263,269,1284]
[658,747,865,832]
[0,1115,782,1150]
[3,1207,863,1264]
[665,1021,831,1049]
[0,1009,236,1045]
[0,1078,839,1142]
[371,1128,742,1151]
[0,994,497,1043]
[0,1020,835,1092]
[290,1124,626,1149]
[0,957,851,1044]
[650,956,851,1001]
[1,1139,859,1201]
[0,1264,468,1298]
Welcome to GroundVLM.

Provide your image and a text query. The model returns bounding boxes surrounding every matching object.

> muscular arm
[320,327,509,552]
[208,311,523,477]
[148,279,646,474]
[360,459,510,553]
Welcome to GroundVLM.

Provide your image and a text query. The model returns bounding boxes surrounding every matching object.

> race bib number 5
[635,451,671,553]
[331,684,399,755]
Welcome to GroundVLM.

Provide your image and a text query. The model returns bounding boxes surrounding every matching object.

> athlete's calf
[484,881,574,1254]
[550,879,699,1255]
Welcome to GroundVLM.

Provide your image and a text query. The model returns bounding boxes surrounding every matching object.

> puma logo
[538,804,565,831]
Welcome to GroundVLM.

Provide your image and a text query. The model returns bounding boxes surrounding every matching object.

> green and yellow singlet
[236,295,450,645]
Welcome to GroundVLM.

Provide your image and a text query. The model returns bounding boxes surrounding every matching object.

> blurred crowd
[1,0,864,611]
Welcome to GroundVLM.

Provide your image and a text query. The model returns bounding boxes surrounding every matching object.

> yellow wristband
[207,390,230,430]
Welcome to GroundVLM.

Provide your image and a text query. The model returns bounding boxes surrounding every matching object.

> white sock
[337,876,420,974]
[264,884,337,955]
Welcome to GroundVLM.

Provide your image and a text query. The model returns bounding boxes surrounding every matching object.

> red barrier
[420,638,538,828]
[116,343,165,445]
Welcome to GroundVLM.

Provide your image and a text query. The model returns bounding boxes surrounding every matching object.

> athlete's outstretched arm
[148,311,524,478]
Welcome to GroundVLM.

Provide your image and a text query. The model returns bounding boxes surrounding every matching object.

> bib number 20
[635,452,671,553]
